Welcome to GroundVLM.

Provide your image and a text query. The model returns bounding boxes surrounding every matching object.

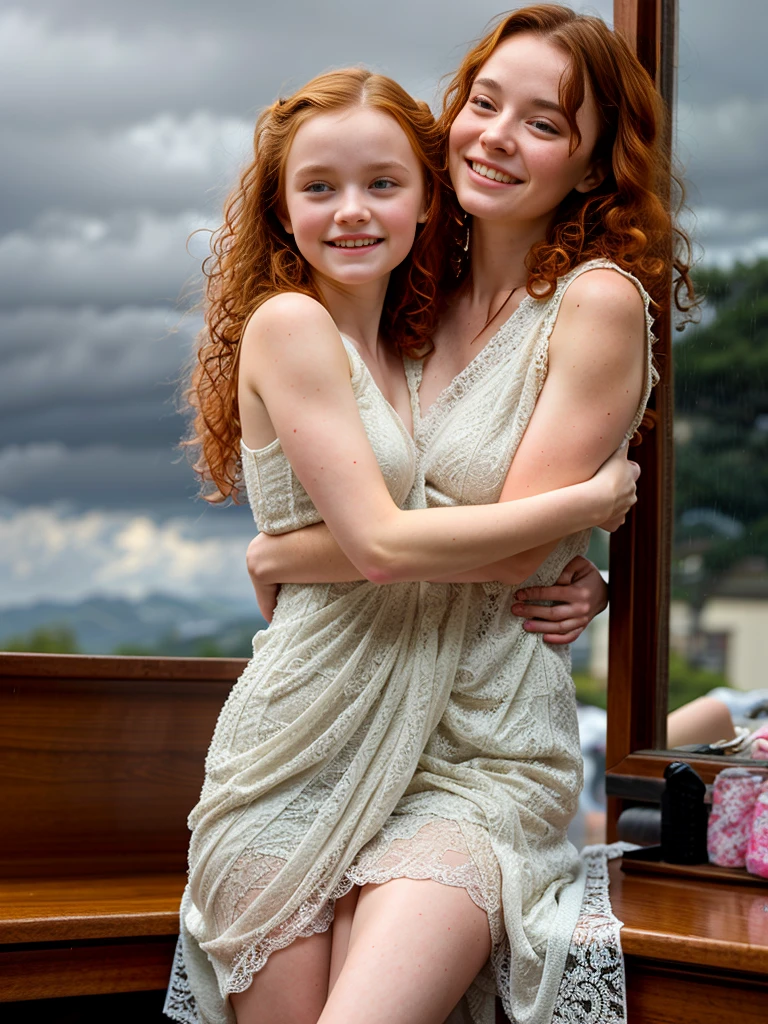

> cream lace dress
[348,260,657,1024]
[164,336,471,1024]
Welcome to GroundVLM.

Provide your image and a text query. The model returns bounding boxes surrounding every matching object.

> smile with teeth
[469,160,518,184]
[327,238,383,248]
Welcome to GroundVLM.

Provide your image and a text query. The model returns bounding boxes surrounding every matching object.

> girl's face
[280,106,427,290]
[449,33,604,229]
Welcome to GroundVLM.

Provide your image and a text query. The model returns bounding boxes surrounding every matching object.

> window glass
[664,0,768,761]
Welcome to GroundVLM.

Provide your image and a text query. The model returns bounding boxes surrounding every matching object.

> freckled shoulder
[243,292,337,355]
[548,267,648,380]
[558,267,645,324]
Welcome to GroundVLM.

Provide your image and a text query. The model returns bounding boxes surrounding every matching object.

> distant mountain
[0,592,266,656]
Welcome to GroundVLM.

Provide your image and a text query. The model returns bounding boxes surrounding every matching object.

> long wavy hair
[440,4,695,317]
[185,68,446,502]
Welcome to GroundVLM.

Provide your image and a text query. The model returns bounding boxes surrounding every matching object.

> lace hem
[551,841,633,1024]
[347,816,499,924]
[346,859,489,912]
[227,873,357,993]
[164,935,201,1024]
[165,842,632,1024]
[163,874,360,1024]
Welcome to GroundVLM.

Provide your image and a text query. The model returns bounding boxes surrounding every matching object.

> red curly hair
[185,68,446,502]
[439,4,695,316]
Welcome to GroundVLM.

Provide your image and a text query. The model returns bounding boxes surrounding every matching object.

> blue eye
[531,120,558,135]
[471,96,495,111]
[305,182,331,193]
[371,178,396,190]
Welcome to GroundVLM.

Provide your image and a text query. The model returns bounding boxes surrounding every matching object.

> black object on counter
[617,805,662,847]
[660,761,708,864]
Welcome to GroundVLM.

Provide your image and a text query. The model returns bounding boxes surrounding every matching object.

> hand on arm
[496,266,647,551]
[511,554,608,644]
[495,269,643,640]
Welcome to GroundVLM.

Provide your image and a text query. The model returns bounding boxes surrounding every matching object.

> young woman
[163,63,637,1024]
[243,7,695,1024]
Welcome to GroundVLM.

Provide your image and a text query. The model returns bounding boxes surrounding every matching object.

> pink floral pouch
[745,781,768,879]
[707,768,764,868]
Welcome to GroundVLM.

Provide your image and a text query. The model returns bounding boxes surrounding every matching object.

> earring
[450,210,471,278]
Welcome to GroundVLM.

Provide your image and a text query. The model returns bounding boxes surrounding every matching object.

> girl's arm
[246,269,646,589]
[239,292,635,586]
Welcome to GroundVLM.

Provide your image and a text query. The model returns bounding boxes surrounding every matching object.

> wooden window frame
[604,0,766,834]
[605,0,677,837]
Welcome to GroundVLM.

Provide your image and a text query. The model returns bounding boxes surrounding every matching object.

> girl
[164,64,636,1024]
[244,7,694,1024]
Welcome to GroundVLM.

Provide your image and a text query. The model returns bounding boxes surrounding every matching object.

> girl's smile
[324,233,385,251]
[280,106,427,290]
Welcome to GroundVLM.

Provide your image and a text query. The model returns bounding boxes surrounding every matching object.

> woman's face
[449,33,604,229]
[280,106,427,290]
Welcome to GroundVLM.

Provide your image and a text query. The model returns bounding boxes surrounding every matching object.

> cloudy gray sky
[0,0,764,612]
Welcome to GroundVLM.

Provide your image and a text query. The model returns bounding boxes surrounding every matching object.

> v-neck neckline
[339,334,416,447]
[409,291,536,430]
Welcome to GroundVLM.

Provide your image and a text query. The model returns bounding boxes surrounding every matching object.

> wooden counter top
[609,858,768,975]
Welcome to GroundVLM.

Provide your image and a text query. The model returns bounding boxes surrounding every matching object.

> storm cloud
[0,0,764,609]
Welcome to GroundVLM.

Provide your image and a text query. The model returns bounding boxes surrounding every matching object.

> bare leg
[329,886,360,994]
[230,931,332,1024]
[667,696,736,748]
[317,878,492,1024]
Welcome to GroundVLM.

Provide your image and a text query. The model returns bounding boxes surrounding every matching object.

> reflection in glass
[572,2,768,767]
[668,260,768,759]
[666,0,768,759]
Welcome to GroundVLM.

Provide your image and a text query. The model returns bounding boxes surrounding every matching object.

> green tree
[3,625,81,653]
[673,258,768,598]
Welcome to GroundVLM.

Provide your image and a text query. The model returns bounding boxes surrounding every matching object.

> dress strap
[337,333,367,389]
[543,259,659,442]
[403,357,424,433]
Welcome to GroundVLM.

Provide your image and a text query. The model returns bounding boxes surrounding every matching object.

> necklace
[468,284,525,346]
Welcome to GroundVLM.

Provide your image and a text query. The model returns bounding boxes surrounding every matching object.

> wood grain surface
[610,858,768,974]
[0,668,235,876]
[0,937,177,1001]
[0,874,185,943]
[625,960,768,1024]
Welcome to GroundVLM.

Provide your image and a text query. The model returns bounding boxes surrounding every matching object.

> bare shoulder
[243,292,337,352]
[239,291,350,402]
[549,268,647,381]
[560,267,645,325]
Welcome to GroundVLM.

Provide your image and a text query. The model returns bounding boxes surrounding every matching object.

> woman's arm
[249,538,608,638]
[239,292,634,585]
[436,267,647,585]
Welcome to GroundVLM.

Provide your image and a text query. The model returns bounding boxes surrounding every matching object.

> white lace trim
[347,817,496,918]
[408,259,658,458]
[407,292,537,453]
[551,842,633,1024]
[164,842,633,1024]
[164,934,202,1024]
[227,873,357,993]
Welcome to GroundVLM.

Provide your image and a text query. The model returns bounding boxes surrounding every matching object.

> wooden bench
[0,652,243,1005]
[5,652,768,1022]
